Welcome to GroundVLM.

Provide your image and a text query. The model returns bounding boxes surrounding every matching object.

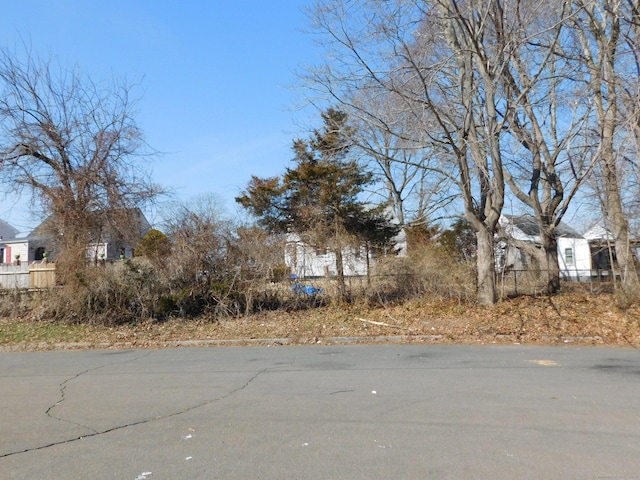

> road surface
[1,344,639,479]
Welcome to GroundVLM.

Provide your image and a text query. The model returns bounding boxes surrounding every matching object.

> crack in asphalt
[330,389,355,395]
[44,352,154,434]
[1,356,268,459]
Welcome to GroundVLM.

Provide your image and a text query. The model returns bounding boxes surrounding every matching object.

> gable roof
[583,222,613,241]
[0,219,19,240]
[28,208,151,242]
[501,214,583,240]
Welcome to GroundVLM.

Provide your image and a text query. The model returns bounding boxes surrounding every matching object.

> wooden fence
[29,263,56,288]
[0,262,56,289]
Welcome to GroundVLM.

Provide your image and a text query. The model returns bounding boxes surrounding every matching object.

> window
[565,248,574,266]
[314,245,328,256]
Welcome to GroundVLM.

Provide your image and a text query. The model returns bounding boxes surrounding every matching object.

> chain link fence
[498,269,622,296]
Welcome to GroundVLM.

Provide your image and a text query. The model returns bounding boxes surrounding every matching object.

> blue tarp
[291,283,324,295]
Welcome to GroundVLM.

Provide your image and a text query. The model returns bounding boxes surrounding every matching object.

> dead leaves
[2,292,639,350]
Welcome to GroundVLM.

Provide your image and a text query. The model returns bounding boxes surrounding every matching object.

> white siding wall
[558,237,591,279]
[285,235,370,278]
[86,243,108,262]
[2,241,29,264]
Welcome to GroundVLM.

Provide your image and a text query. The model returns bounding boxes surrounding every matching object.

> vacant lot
[1,291,639,351]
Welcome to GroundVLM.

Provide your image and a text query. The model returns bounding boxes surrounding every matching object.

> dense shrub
[0,289,34,318]
[371,243,476,304]
[28,259,168,325]
[0,221,481,325]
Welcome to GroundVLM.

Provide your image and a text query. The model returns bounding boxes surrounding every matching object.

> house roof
[29,208,151,241]
[501,214,583,239]
[0,219,19,240]
[583,222,613,241]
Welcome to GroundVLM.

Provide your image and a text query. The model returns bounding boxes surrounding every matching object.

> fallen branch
[356,317,404,329]
[386,313,401,324]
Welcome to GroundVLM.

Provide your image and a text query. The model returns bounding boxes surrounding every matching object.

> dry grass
[2,291,639,351]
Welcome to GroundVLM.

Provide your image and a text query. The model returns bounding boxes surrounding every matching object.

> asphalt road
[1,344,639,479]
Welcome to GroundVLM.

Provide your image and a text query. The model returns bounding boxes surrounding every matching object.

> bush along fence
[0,262,629,297]
[498,268,630,296]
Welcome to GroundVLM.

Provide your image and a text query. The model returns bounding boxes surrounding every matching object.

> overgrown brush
[370,244,476,304]
[0,241,481,325]
[0,289,35,318]
[29,259,169,325]
[11,260,326,325]
[613,287,640,311]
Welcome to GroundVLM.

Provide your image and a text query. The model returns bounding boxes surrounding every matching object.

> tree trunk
[540,231,560,294]
[605,179,640,298]
[476,228,497,305]
[580,0,640,301]
[334,243,346,299]
[365,242,371,287]
[600,86,640,298]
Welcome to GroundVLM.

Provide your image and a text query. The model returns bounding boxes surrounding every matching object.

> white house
[0,209,152,264]
[284,205,407,279]
[583,221,640,272]
[285,233,370,278]
[498,214,591,280]
[29,208,152,262]
[583,222,613,242]
[0,239,29,264]
[0,220,30,287]
[583,222,615,271]
[285,228,407,279]
[0,220,23,264]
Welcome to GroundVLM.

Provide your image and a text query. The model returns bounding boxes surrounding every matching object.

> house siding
[285,234,370,278]
[557,237,591,279]
[499,215,592,280]
[584,221,640,272]
[0,241,29,264]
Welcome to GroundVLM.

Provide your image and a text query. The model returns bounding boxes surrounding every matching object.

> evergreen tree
[236,108,399,295]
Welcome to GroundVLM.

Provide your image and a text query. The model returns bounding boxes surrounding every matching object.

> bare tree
[569,0,640,299]
[228,225,286,282]
[620,0,640,235]
[163,194,233,289]
[304,0,524,304]
[489,0,595,293]
[350,90,458,226]
[623,0,640,164]
[0,48,160,275]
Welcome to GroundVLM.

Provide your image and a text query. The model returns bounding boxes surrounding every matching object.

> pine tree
[237,108,399,296]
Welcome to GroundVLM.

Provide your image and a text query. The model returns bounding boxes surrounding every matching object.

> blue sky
[0,0,318,233]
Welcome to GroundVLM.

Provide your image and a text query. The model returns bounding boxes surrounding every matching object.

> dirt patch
[1,292,639,351]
